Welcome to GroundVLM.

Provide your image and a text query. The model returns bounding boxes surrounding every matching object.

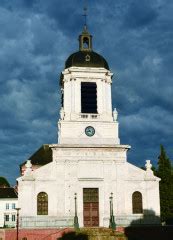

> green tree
[169,164,173,221]
[157,145,172,221]
[0,177,10,187]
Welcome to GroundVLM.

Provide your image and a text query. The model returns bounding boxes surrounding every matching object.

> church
[17,25,160,228]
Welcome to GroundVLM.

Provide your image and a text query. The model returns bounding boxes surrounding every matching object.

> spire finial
[79,3,92,52]
[83,5,88,31]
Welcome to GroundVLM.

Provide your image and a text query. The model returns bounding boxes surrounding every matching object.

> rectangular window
[6,203,9,210]
[83,188,99,203]
[5,215,9,222]
[12,215,16,221]
[12,203,16,209]
[81,82,97,114]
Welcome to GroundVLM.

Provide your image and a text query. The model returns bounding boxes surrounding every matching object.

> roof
[20,144,52,167]
[65,51,109,70]
[0,188,18,199]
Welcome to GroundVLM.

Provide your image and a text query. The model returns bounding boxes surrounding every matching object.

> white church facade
[17,26,160,228]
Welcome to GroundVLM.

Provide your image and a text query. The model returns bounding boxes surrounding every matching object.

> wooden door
[83,188,99,227]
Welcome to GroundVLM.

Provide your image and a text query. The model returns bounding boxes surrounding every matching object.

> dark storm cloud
[0,0,173,184]
[123,0,159,29]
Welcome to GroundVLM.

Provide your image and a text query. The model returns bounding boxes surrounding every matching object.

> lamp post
[74,193,79,229]
[109,192,116,230]
[15,207,21,240]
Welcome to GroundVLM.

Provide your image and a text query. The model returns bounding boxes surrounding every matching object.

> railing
[20,216,74,228]
[80,113,100,119]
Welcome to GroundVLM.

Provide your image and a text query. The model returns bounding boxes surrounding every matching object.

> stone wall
[0,228,72,240]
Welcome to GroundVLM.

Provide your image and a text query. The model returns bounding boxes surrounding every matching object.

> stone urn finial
[60,107,65,120]
[113,108,118,121]
[24,160,32,176]
[145,160,152,171]
[145,160,154,179]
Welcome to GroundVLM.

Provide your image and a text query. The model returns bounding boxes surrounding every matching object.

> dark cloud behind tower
[0,0,173,184]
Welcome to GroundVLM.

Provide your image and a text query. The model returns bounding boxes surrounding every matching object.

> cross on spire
[83,6,88,30]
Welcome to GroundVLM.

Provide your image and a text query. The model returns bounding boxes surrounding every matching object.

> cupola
[63,27,109,74]
[79,26,92,51]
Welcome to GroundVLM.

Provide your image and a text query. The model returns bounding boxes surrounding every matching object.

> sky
[0,0,173,184]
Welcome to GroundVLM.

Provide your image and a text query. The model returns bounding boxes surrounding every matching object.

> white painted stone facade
[58,67,119,145]
[0,198,18,227]
[18,144,160,228]
[17,31,160,228]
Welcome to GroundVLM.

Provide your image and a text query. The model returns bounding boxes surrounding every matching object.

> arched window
[132,191,143,214]
[37,192,48,215]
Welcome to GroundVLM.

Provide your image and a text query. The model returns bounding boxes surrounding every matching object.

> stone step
[74,228,127,240]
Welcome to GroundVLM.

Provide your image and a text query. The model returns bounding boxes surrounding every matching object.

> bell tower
[58,27,120,145]
[79,26,92,51]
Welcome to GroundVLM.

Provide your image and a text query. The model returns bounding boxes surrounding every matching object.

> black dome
[65,51,109,70]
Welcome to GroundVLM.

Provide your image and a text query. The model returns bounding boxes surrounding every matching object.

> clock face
[85,126,95,137]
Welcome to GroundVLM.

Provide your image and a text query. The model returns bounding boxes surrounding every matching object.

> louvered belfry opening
[81,82,97,113]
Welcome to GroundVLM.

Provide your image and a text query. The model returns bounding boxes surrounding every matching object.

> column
[97,79,103,114]
[64,78,72,118]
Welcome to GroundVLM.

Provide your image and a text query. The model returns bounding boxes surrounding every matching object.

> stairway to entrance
[59,228,127,240]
